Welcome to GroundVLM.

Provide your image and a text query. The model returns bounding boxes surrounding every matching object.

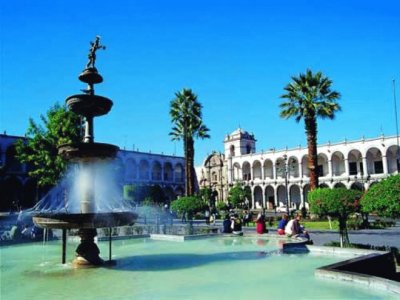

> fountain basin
[58,142,119,161]
[32,212,137,229]
[66,94,113,117]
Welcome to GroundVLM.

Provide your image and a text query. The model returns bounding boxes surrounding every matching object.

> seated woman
[231,214,243,236]
[256,210,266,234]
[277,214,288,235]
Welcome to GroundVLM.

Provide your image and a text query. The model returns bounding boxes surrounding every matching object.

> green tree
[308,188,361,247]
[199,187,213,205]
[228,183,251,208]
[361,175,400,219]
[15,103,82,186]
[280,69,341,190]
[169,88,210,196]
[170,196,205,217]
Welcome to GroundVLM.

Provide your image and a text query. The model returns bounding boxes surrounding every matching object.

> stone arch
[366,147,383,174]
[386,145,399,174]
[113,157,125,184]
[233,162,241,181]
[276,185,286,207]
[275,157,286,179]
[350,182,363,191]
[265,185,275,209]
[242,161,251,180]
[174,163,184,182]
[252,160,262,180]
[348,149,363,175]
[333,182,346,189]
[139,160,150,180]
[253,186,263,208]
[263,159,273,179]
[287,156,299,178]
[331,151,345,176]
[163,162,173,182]
[319,183,329,188]
[289,185,301,209]
[125,158,137,181]
[317,153,329,177]
[301,155,309,177]
[151,161,162,181]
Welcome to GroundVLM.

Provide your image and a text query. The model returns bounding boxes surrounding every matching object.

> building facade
[117,150,185,202]
[0,134,185,211]
[196,151,227,203]
[197,128,400,210]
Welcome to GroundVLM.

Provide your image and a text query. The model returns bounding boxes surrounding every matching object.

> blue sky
[1,0,399,165]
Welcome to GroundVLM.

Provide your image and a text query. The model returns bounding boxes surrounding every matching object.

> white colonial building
[0,133,185,211]
[197,128,400,210]
[117,150,185,201]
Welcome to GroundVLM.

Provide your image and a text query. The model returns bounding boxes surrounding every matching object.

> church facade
[197,128,399,210]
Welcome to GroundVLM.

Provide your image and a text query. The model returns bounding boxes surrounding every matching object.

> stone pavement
[307,222,400,248]
[243,221,400,249]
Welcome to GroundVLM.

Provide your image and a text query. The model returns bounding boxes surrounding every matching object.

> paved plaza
[247,222,400,249]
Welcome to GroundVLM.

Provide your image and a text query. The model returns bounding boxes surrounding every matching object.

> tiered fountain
[32,36,137,267]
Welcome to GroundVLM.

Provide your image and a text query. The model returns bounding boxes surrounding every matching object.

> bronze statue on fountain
[32,36,137,267]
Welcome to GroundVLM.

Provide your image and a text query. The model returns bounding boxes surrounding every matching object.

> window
[230,145,235,157]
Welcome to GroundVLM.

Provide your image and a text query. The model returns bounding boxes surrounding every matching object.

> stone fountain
[32,36,137,267]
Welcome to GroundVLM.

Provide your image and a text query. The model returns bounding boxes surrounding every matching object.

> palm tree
[280,69,341,190]
[170,88,210,196]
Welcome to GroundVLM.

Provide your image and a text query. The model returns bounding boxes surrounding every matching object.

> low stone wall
[309,246,400,295]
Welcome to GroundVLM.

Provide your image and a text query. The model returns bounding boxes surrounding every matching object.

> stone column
[382,156,388,174]
[362,156,368,176]
[274,186,278,206]
[328,159,333,177]
[299,162,303,178]
[261,163,265,180]
[344,158,349,176]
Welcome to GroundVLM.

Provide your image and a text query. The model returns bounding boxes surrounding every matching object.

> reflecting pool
[0,236,394,299]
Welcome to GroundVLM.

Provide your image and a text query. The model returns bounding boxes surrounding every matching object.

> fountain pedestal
[74,229,103,266]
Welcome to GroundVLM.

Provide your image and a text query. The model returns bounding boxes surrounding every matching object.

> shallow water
[0,236,395,300]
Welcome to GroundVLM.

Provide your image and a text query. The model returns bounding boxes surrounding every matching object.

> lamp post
[283,154,290,215]
[276,154,290,215]
[393,80,400,172]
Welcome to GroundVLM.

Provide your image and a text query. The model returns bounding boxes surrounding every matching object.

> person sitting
[277,214,288,235]
[231,214,243,236]
[256,210,266,234]
[222,214,232,233]
[285,213,310,241]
